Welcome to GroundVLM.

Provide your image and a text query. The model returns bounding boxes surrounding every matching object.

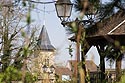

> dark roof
[36,25,55,51]
[55,66,72,76]
[69,10,125,43]
[86,34,125,46]
[85,10,125,46]
[86,10,125,37]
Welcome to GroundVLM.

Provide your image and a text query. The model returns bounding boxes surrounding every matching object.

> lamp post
[42,59,55,83]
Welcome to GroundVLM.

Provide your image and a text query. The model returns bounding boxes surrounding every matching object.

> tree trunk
[97,45,105,82]
[75,21,86,83]
[116,55,122,82]
[67,19,86,83]
[81,36,88,83]
[81,46,87,83]
[75,27,80,83]
[100,55,105,82]
[2,13,11,71]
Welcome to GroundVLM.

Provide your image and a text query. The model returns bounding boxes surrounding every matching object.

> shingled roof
[85,10,125,46]
[86,10,125,37]
[69,10,125,44]
[55,66,72,76]
[36,25,55,51]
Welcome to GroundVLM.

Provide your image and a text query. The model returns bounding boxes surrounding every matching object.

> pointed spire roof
[36,25,55,51]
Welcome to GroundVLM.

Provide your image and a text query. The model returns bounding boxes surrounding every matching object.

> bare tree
[0,0,35,71]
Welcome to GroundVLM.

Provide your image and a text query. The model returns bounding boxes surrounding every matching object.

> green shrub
[0,66,22,83]
[117,75,125,83]
[24,72,37,83]
[0,66,37,83]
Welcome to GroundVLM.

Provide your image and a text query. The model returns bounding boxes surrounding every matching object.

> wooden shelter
[68,10,125,81]
[85,10,125,81]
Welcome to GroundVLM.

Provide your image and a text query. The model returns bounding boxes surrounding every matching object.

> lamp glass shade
[55,0,73,21]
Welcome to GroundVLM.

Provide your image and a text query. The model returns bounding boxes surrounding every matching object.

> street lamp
[42,65,48,73]
[55,0,73,23]
[42,59,55,73]
[42,59,55,83]
[42,65,55,73]
[50,65,55,73]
